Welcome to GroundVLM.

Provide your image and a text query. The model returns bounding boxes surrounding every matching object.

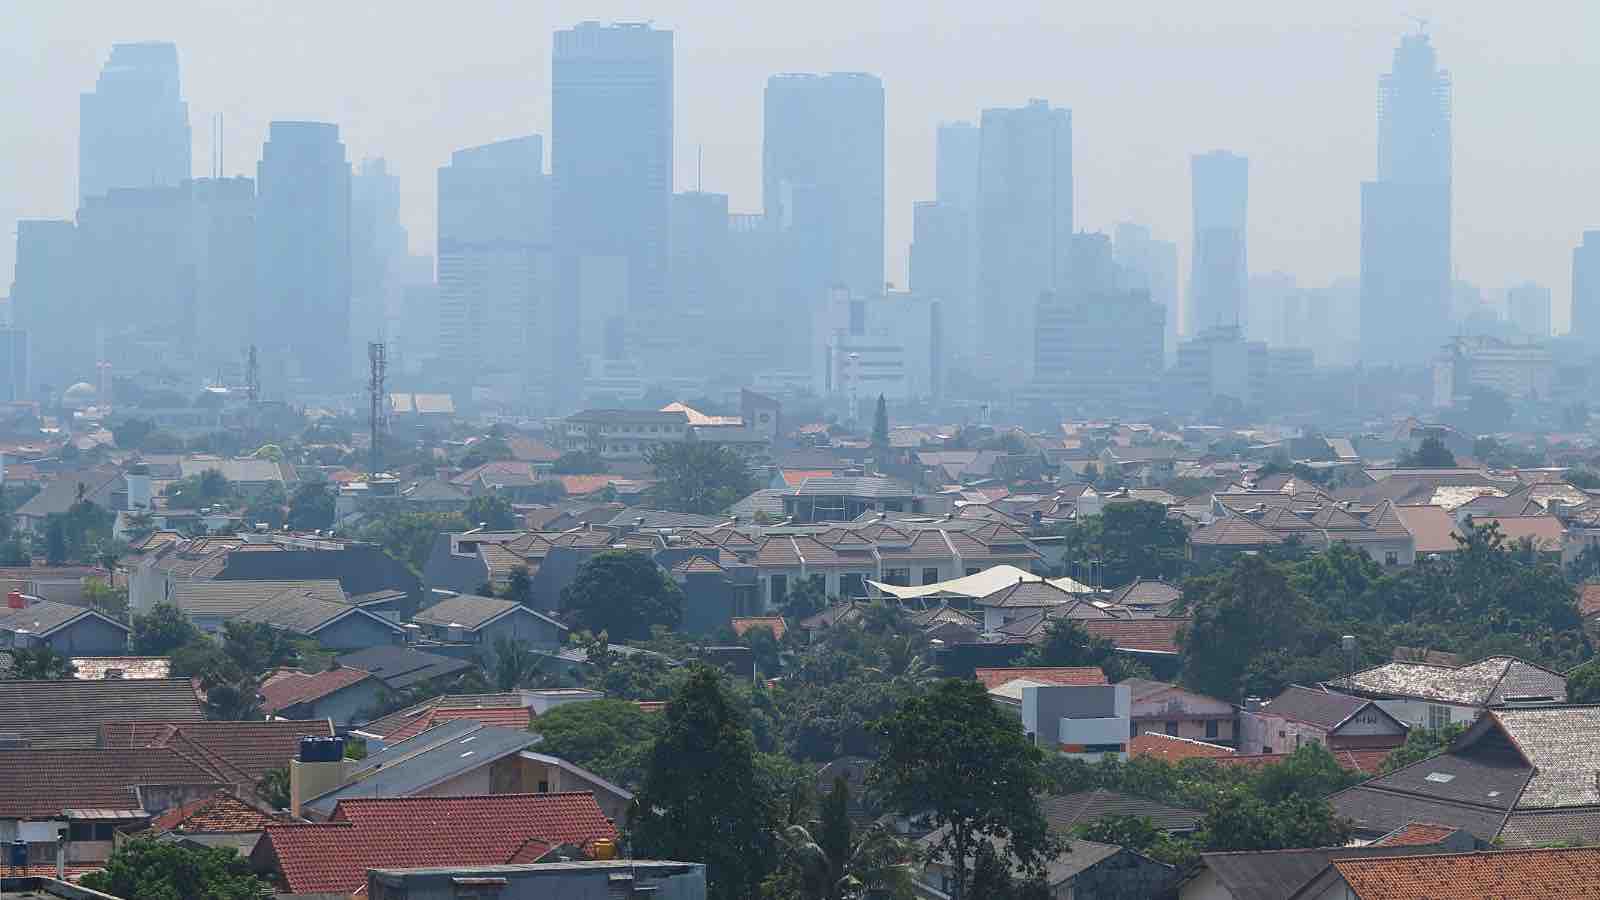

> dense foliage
[1053,500,1190,586]
[82,837,267,900]
[531,698,662,790]
[561,550,684,641]
[644,442,756,514]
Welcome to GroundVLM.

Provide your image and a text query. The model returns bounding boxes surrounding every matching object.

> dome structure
[62,382,98,409]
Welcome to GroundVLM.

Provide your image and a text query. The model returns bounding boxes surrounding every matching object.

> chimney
[289,736,349,818]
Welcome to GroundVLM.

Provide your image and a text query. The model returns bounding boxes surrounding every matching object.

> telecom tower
[368,342,386,474]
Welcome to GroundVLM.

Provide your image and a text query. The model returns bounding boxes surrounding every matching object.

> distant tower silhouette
[368,342,386,474]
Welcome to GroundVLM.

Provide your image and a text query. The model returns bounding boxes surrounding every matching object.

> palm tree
[778,777,912,900]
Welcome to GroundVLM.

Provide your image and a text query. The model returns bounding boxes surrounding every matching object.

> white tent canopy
[867,564,1093,600]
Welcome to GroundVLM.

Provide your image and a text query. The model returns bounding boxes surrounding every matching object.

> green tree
[871,679,1053,899]
[82,837,267,900]
[1021,618,1150,682]
[782,575,831,621]
[531,698,661,790]
[353,511,469,571]
[490,636,546,691]
[1180,554,1326,702]
[644,442,756,514]
[553,450,607,474]
[256,766,291,809]
[1398,435,1457,468]
[165,469,234,509]
[45,518,66,565]
[132,603,202,655]
[241,481,287,530]
[1053,500,1187,587]
[773,776,911,900]
[561,550,684,641]
[1076,815,1199,869]
[112,417,156,450]
[1251,743,1364,803]
[504,564,534,607]
[464,494,520,530]
[871,395,890,450]
[286,481,336,531]
[1196,789,1350,851]
[1380,723,1468,773]
[633,665,774,900]
[7,646,77,679]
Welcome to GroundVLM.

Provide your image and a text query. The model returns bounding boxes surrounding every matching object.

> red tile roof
[258,667,371,714]
[1331,847,1600,899]
[1213,747,1394,775]
[730,616,787,640]
[383,705,533,743]
[1128,733,1237,763]
[99,719,334,784]
[1371,821,1463,848]
[973,667,1108,690]
[635,701,667,714]
[0,748,222,818]
[150,791,279,833]
[264,793,617,894]
[557,474,618,497]
[1075,618,1190,654]
[1581,583,1600,619]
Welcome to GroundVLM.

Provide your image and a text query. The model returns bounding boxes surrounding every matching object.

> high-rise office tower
[764,72,885,365]
[437,136,551,393]
[1573,232,1600,343]
[79,42,191,203]
[1114,223,1179,363]
[76,186,189,350]
[976,99,1072,385]
[1361,32,1452,366]
[670,191,731,324]
[1505,281,1551,340]
[552,21,672,397]
[0,330,29,403]
[352,158,410,373]
[1033,233,1164,410]
[1190,151,1248,336]
[922,121,980,363]
[255,121,351,385]
[183,177,256,369]
[10,220,80,391]
[936,121,980,213]
[1247,271,1297,346]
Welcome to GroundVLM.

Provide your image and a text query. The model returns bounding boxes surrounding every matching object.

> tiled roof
[334,646,473,692]
[236,588,399,637]
[72,656,172,680]
[1581,583,1600,619]
[730,616,787,640]
[973,667,1108,690]
[1370,821,1463,847]
[306,723,541,818]
[974,579,1080,609]
[259,667,372,715]
[1493,706,1600,809]
[1214,748,1395,775]
[1074,617,1189,654]
[0,679,203,748]
[1331,656,1567,707]
[1189,515,1286,546]
[1198,844,1469,900]
[99,719,333,784]
[1331,847,1600,899]
[671,555,725,575]
[0,747,222,818]
[0,598,126,637]
[1260,685,1374,729]
[265,792,617,894]
[170,578,345,618]
[1107,579,1183,609]
[355,693,529,741]
[1127,733,1237,763]
[412,593,522,630]
[151,791,279,833]
[381,705,532,744]
[789,476,915,499]
[1040,789,1202,834]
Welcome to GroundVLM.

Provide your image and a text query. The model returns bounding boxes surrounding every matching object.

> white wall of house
[1370,697,1479,730]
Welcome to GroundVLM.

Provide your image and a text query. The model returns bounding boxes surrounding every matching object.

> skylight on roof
[1424,772,1455,783]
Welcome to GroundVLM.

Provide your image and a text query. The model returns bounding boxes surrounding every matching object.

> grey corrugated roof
[335,646,473,691]
[1039,789,1202,833]
[0,598,126,637]
[171,578,345,618]
[603,508,724,529]
[789,476,916,498]
[303,722,537,817]
[412,594,516,630]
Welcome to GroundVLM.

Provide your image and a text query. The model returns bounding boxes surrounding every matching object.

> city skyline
[6,3,1599,332]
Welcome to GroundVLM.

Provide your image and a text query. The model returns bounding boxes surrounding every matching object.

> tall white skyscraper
[1361,31,1452,366]
[79,42,191,203]
[976,99,1072,386]
[1190,151,1248,336]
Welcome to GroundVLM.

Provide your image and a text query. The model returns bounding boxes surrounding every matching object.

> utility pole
[368,342,386,475]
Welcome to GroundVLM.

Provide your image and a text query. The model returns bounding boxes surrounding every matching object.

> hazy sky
[6,1,1598,329]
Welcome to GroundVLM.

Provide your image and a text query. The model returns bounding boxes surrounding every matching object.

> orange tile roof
[1127,733,1237,763]
[973,667,1108,690]
[1074,618,1189,654]
[635,701,667,714]
[266,793,616,894]
[383,705,532,743]
[1331,847,1600,899]
[258,667,371,714]
[782,469,837,487]
[558,474,617,496]
[1371,822,1463,848]
[150,791,279,833]
[1214,747,1394,775]
[1581,583,1600,619]
[730,616,787,640]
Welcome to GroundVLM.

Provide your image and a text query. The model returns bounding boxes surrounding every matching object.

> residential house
[1332,705,1600,846]
[972,579,1110,632]
[1294,847,1600,900]
[133,790,283,857]
[334,645,474,694]
[1240,685,1408,755]
[14,467,122,534]
[1041,789,1204,836]
[1003,683,1131,761]
[259,667,382,727]
[1106,579,1184,615]
[916,833,1178,900]
[96,719,334,791]
[177,455,296,499]
[232,586,405,651]
[367,861,708,899]
[255,792,620,896]
[1326,655,1567,730]
[0,679,203,749]
[781,476,922,523]
[561,408,691,462]
[1125,679,1239,746]
[163,578,347,633]
[975,667,1109,692]
[1179,843,1479,900]
[0,595,129,656]
[353,693,538,750]
[412,593,567,656]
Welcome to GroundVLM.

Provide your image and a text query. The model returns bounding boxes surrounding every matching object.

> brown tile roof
[382,705,533,744]
[1370,821,1464,848]
[0,679,204,749]
[258,668,372,715]
[974,579,1080,609]
[1127,733,1237,763]
[1331,847,1600,899]
[730,616,787,640]
[356,693,529,741]
[150,790,280,833]
[1582,583,1600,619]
[1074,617,1190,654]
[0,748,223,818]
[1216,747,1395,775]
[1396,504,1459,554]
[99,719,334,784]
[1189,516,1286,546]
[973,667,1108,690]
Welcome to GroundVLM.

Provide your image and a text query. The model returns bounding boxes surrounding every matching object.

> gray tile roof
[412,594,566,633]
[1498,809,1600,848]
[1039,789,1202,834]
[1331,656,1567,707]
[235,588,401,637]
[788,476,916,499]
[974,580,1080,609]
[335,646,473,691]
[170,578,345,618]
[1198,844,1467,900]
[1261,685,1373,729]
[303,721,537,817]
[1495,706,1600,808]
[0,598,127,637]
[0,679,204,748]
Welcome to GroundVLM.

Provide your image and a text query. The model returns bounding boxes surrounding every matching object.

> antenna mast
[245,345,260,405]
[368,342,387,475]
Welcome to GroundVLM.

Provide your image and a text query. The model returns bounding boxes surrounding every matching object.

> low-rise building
[1240,685,1408,755]
[1326,655,1567,730]
[1124,678,1239,746]
[411,593,567,656]
[0,594,130,656]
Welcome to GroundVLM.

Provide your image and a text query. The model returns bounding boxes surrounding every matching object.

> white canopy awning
[867,564,1093,600]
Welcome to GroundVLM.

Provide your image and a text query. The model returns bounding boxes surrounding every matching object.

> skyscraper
[1361,32,1452,366]
[1033,233,1164,410]
[75,186,189,354]
[183,177,257,369]
[255,121,351,385]
[79,42,191,203]
[1505,281,1551,340]
[437,136,550,393]
[763,72,885,365]
[552,22,672,396]
[352,158,410,373]
[1190,151,1248,336]
[1573,232,1600,343]
[1114,223,1179,363]
[10,220,80,391]
[976,99,1072,386]
[936,121,980,213]
[669,190,731,325]
[910,200,972,362]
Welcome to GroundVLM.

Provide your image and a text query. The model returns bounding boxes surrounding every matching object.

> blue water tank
[299,735,345,763]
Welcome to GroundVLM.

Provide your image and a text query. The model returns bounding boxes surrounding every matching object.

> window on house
[1164,721,1179,736]
[1428,704,1452,730]
[1206,720,1219,740]
[1385,551,1399,566]
[770,574,787,607]
[922,567,941,585]
[1130,721,1139,738]
[840,574,866,598]
[965,567,982,576]
[537,780,550,793]
[883,568,911,586]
